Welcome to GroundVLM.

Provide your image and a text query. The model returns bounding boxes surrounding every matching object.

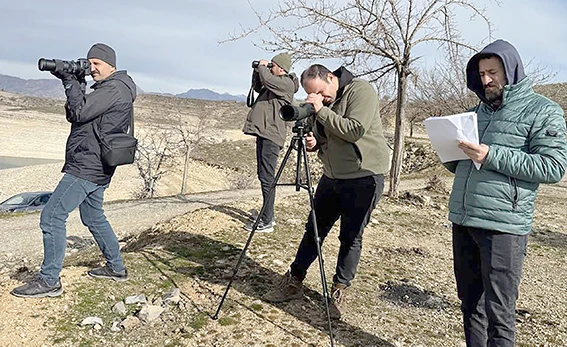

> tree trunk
[181,146,190,195]
[388,68,409,198]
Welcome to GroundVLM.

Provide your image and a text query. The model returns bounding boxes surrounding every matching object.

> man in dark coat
[12,43,137,298]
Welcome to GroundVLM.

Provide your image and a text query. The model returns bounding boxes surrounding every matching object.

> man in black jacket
[11,43,137,298]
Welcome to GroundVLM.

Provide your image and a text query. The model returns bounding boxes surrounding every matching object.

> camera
[252,60,274,69]
[279,103,316,121]
[38,58,91,77]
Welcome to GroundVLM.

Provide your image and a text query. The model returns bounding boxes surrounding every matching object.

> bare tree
[171,113,212,195]
[134,127,177,199]
[224,0,497,197]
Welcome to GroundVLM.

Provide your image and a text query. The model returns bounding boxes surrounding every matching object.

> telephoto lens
[279,103,316,121]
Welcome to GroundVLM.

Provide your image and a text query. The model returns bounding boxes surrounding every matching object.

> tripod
[213,119,335,347]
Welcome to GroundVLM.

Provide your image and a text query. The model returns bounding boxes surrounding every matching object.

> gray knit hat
[271,53,291,73]
[87,43,116,67]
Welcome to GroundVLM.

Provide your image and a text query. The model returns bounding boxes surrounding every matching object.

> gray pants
[452,224,528,347]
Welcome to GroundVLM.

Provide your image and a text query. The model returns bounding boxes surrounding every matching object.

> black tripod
[213,119,335,347]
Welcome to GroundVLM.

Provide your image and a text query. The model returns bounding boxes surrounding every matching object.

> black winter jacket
[61,71,137,185]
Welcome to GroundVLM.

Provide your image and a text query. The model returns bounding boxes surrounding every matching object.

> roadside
[0,186,303,275]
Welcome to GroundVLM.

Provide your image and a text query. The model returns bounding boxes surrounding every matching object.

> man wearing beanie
[242,53,299,232]
[12,43,137,298]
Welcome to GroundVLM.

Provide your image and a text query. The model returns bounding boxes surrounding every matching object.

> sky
[0,0,566,97]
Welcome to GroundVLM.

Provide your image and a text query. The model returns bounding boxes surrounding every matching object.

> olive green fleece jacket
[242,66,299,147]
[311,67,390,179]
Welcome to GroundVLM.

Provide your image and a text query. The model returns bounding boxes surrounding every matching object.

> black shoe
[11,278,63,298]
[88,265,128,282]
[244,220,274,233]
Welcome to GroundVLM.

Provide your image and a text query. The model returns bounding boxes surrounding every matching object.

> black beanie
[87,43,116,67]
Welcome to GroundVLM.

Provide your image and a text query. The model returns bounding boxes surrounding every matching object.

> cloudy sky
[0,0,565,96]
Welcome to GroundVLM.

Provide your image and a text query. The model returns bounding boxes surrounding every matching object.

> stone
[112,301,128,315]
[120,316,141,331]
[80,317,103,327]
[137,304,165,323]
[163,288,181,305]
[124,294,147,305]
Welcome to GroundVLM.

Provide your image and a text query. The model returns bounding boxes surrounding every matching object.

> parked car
[0,191,53,213]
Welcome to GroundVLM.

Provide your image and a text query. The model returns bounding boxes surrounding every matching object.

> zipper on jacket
[462,103,493,223]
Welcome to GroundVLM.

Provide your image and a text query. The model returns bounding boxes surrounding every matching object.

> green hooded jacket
[446,40,567,235]
[311,67,390,179]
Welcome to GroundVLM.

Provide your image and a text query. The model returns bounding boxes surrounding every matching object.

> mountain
[0,73,146,99]
[0,74,245,102]
[175,88,246,102]
[0,74,64,99]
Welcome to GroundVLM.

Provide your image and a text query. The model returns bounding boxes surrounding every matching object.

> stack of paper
[423,112,481,169]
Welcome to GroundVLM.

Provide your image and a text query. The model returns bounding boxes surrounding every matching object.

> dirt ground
[0,91,566,346]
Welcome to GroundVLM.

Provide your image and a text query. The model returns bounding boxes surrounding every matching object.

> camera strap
[246,85,255,108]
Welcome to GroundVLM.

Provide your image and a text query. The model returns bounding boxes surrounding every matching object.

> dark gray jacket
[62,71,137,185]
[242,67,299,147]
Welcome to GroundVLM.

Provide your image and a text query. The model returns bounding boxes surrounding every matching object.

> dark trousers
[256,137,281,224]
[453,224,528,347]
[290,174,384,286]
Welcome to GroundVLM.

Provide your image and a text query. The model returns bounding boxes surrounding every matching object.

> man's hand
[305,131,317,150]
[305,93,324,113]
[50,60,74,81]
[458,141,489,164]
[258,59,270,67]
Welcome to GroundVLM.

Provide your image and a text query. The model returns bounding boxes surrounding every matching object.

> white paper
[423,112,481,170]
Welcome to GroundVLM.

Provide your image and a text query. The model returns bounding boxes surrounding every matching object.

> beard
[484,83,504,103]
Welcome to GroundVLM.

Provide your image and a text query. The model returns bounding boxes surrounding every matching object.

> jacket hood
[466,39,526,103]
[332,67,355,100]
[92,70,137,101]
[289,72,300,93]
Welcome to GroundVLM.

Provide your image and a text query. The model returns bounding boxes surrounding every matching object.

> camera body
[279,103,316,122]
[252,60,274,69]
[38,58,91,77]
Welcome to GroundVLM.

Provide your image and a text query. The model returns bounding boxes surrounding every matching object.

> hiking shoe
[262,270,304,302]
[244,220,274,233]
[11,278,62,298]
[88,265,128,282]
[328,283,347,319]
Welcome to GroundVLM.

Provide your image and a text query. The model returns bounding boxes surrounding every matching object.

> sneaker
[244,220,274,233]
[262,270,304,302]
[88,265,128,282]
[328,283,347,319]
[248,210,276,226]
[11,278,62,298]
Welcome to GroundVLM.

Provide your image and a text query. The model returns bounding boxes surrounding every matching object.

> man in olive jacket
[262,64,390,319]
[446,39,567,346]
[12,43,135,298]
[242,53,299,232]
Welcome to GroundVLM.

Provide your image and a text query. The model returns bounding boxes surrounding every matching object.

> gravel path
[0,187,301,271]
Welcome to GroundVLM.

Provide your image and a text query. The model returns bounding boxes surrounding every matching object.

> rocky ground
[0,90,566,346]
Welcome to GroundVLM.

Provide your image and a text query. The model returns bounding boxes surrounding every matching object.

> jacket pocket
[352,143,362,169]
[509,177,519,209]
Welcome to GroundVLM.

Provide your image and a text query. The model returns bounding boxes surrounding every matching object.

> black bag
[95,109,137,167]
[100,132,137,166]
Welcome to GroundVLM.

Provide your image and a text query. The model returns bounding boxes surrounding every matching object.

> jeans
[453,224,528,347]
[256,137,281,224]
[291,174,384,286]
[39,173,124,286]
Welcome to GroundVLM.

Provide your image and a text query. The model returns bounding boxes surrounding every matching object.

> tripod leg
[299,138,335,347]
[213,138,299,320]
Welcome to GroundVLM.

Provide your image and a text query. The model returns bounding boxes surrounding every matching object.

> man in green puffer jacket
[262,64,390,319]
[446,39,567,347]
